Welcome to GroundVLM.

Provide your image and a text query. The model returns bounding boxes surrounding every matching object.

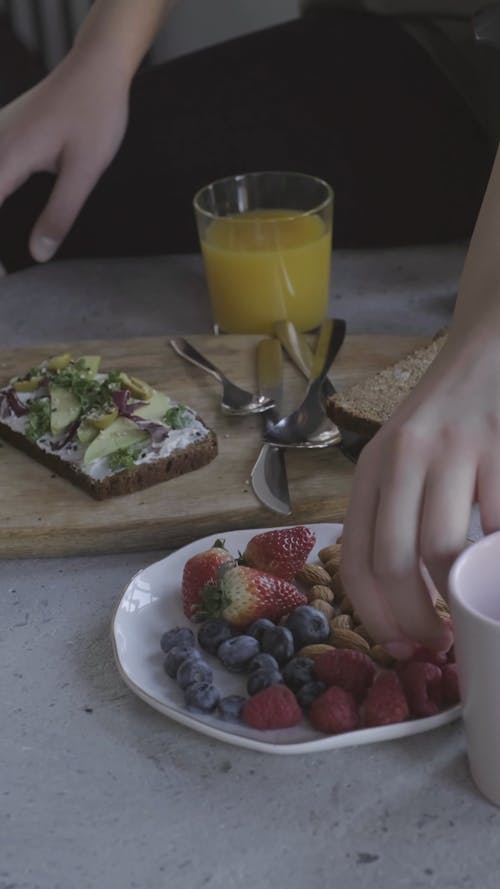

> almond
[310,599,335,620]
[307,584,335,604]
[370,644,395,667]
[298,643,335,659]
[353,623,374,644]
[295,563,332,587]
[329,572,344,599]
[338,594,353,615]
[330,614,354,631]
[329,627,370,654]
[318,543,342,567]
[435,595,450,617]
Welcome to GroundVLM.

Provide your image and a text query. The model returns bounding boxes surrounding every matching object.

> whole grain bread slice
[0,418,217,500]
[327,330,447,438]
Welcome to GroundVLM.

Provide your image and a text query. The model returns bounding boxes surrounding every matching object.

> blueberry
[247,668,283,696]
[282,657,316,692]
[176,657,213,690]
[217,695,247,722]
[260,625,294,666]
[164,643,201,678]
[217,635,260,672]
[296,680,327,709]
[197,618,234,654]
[185,681,220,713]
[248,653,280,673]
[285,606,330,649]
[246,618,276,644]
[160,626,195,654]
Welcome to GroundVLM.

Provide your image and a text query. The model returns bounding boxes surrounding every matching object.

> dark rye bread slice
[327,331,447,438]
[0,418,217,500]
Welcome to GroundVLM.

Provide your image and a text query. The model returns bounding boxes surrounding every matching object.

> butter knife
[250,338,292,515]
[274,320,367,462]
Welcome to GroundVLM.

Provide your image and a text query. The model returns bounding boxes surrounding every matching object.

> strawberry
[181,540,233,620]
[201,564,307,629]
[242,526,316,580]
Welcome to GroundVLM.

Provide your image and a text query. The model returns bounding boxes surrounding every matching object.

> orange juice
[200,209,332,334]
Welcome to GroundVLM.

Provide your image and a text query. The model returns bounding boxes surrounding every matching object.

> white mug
[449,530,500,806]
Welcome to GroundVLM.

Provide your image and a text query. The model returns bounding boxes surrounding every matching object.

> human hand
[0,49,130,262]
[339,329,500,658]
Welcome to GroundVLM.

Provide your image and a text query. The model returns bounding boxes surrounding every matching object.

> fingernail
[31,236,59,263]
[384,640,416,660]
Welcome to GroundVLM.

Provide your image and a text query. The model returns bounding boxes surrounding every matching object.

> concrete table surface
[2,246,498,889]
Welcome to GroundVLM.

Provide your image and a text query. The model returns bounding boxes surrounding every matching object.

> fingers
[29,152,100,262]
[477,448,500,534]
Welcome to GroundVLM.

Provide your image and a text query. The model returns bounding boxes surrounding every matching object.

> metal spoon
[263,318,346,446]
[169,337,274,415]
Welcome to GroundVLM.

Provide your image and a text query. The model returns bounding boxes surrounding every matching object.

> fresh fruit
[441,663,460,706]
[197,617,234,654]
[201,564,307,629]
[185,681,220,713]
[397,661,443,717]
[285,605,330,649]
[163,643,201,679]
[242,685,302,730]
[260,626,295,666]
[296,681,327,709]
[246,618,276,644]
[160,626,195,654]
[176,657,213,690]
[281,657,315,692]
[182,541,233,620]
[217,695,247,722]
[217,635,260,672]
[309,686,359,734]
[247,668,283,696]
[248,653,280,673]
[410,645,448,667]
[313,649,375,700]
[363,671,410,727]
[242,526,316,580]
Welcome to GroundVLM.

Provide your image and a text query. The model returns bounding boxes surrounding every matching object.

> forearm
[450,143,500,344]
[70,0,177,83]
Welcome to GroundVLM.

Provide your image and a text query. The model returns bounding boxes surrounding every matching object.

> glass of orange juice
[193,171,333,335]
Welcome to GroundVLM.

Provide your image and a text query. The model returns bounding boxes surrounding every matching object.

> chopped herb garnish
[26,398,51,441]
[164,405,193,429]
[54,363,116,415]
[108,445,142,471]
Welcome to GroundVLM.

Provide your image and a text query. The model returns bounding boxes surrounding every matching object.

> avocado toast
[0,352,217,499]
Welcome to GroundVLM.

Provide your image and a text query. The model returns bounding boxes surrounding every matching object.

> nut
[435,595,450,617]
[318,543,342,567]
[307,584,335,604]
[310,599,335,620]
[295,563,332,587]
[353,623,374,644]
[370,644,395,667]
[328,627,370,654]
[329,572,344,599]
[330,614,354,631]
[298,644,335,659]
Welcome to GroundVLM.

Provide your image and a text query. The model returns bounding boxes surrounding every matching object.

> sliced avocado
[80,355,101,376]
[49,384,81,435]
[119,372,153,401]
[83,417,148,465]
[77,421,99,445]
[134,390,171,421]
[47,352,72,372]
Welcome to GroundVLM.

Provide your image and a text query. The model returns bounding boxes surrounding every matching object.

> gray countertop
[2,245,497,889]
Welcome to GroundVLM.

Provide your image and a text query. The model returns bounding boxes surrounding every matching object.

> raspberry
[242,685,302,730]
[397,661,443,717]
[441,663,461,706]
[309,686,359,734]
[363,671,410,727]
[313,648,376,700]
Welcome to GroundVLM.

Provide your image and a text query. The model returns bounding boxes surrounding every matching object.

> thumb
[29,155,100,262]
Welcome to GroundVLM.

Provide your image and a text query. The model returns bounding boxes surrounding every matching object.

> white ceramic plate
[111,523,461,754]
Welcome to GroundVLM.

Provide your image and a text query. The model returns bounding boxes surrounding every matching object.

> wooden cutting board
[0,333,428,558]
